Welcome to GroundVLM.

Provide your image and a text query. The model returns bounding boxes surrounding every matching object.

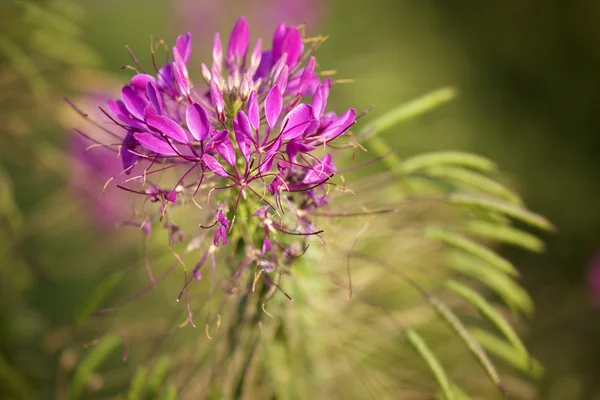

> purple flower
[75,17,355,308]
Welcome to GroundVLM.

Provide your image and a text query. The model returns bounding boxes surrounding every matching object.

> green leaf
[445,280,528,361]
[146,357,171,397]
[362,87,458,139]
[448,194,555,232]
[127,367,148,400]
[399,152,497,174]
[469,328,544,378]
[421,166,522,205]
[76,271,125,324]
[70,333,122,399]
[465,221,545,253]
[446,251,534,315]
[161,383,178,400]
[426,296,504,395]
[426,228,519,276]
[0,35,49,96]
[405,328,456,400]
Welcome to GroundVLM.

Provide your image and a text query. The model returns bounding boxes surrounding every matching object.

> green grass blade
[448,194,555,232]
[422,166,522,205]
[465,221,545,253]
[69,333,122,399]
[447,251,534,315]
[427,296,504,395]
[399,152,497,174]
[127,367,148,400]
[405,329,456,400]
[469,328,544,378]
[445,280,528,360]
[426,228,519,276]
[362,87,458,139]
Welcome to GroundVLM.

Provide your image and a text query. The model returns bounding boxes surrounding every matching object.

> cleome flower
[74,17,356,309]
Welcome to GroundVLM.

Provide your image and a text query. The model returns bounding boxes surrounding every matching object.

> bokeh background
[1,0,599,398]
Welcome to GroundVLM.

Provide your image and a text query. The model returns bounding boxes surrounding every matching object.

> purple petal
[303,154,336,184]
[186,103,210,142]
[134,132,178,155]
[130,74,157,91]
[212,33,223,67]
[281,103,313,140]
[146,81,163,114]
[312,84,327,119]
[249,38,262,73]
[107,99,146,130]
[210,80,225,118]
[143,103,157,120]
[275,65,289,93]
[317,108,356,142]
[175,32,192,64]
[298,56,316,95]
[247,90,259,130]
[121,85,148,120]
[259,137,282,174]
[202,153,228,177]
[273,26,303,68]
[216,138,236,167]
[234,110,254,141]
[227,17,250,66]
[121,131,139,172]
[254,50,273,79]
[146,115,188,143]
[205,129,229,152]
[286,140,316,160]
[157,64,175,93]
[172,50,190,97]
[234,112,252,161]
[264,85,283,130]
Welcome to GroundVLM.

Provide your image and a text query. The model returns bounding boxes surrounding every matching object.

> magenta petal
[273,26,303,67]
[247,91,259,130]
[259,137,282,174]
[264,85,282,130]
[234,110,254,141]
[210,80,225,117]
[275,65,289,93]
[146,81,163,114]
[175,32,192,64]
[233,112,252,161]
[157,64,175,93]
[281,104,313,140]
[212,33,223,67]
[186,103,210,142]
[172,50,190,97]
[134,132,178,155]
[216,138,236,167]
[107,99,146,130]
[130,74,157,91]
[312,85,327,119]
[298,57,316,94]
[146,115,188,143]
[121,131,139,172]
[303,154,336,184]
[227,17,250,63]
[318,108,356,142]
[143,103,157,120]
[202,153,228,177]
[121,85,148,120]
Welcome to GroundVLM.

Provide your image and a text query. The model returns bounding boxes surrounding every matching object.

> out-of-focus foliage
[1,0,598,399]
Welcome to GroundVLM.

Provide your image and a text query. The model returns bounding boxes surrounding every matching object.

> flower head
[76,17,356,311]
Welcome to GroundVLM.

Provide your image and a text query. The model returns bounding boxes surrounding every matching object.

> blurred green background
[1,0,599,398]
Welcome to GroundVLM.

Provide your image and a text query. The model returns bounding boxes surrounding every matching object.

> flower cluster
[80,17,356,303]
